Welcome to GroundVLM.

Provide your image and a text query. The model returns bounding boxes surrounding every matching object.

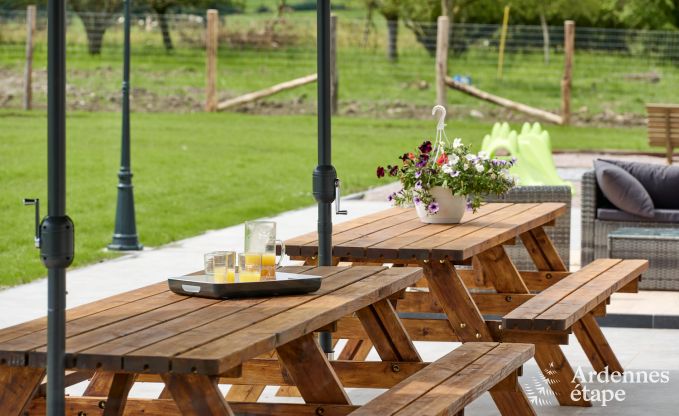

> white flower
[465,154,476,162]
[475,163,485,173]
[477,151,489,160]
[442,164,453,174]
[490,173,496,179]
[448,154,460,165]
[463,163,469,170]
[453,138,463,148]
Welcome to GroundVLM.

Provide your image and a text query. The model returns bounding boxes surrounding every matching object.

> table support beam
[0,365,45,416]
[161,373,234,416]
[276,333,350,405]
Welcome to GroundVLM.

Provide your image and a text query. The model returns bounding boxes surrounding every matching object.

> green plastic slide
[481,122,573,191]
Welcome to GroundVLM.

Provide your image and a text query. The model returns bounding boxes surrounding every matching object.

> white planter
[415,186,466,224]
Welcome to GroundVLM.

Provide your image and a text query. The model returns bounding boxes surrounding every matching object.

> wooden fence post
[23,5,36,111]
[436,15,449,108]
[561,20,575,125]
[497,5,510,79]
[330,14,339,115]
[205,9,218,112]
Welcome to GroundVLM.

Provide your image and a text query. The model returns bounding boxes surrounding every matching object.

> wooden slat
[276,333,351,405]
[0,290,188,367]
[0,282,168,344]
[397,290,535,315]
[534,260,648,330]
[73,265,314,371]
[31,295,223,368]
[398,203,533,260]
[430,203,567,260]
[169,267,423,375]
[366,204,515,259]
[503,259,621,329]
[333,316,569,345]
[112,266,351,373]
[28,397,359,416]
[395,343,535,416]
[341,204,511,259]
[284,208,405,256]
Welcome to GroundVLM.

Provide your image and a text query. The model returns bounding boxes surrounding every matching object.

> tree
[69,0,123,55]
[148,0,176,51]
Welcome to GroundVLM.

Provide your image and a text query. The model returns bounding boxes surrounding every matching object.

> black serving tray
[168,272,322,299]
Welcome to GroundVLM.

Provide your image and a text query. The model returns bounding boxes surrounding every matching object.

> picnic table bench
[0,265,536,416]
[284,202,648,407]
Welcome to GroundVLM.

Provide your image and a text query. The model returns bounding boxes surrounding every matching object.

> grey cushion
[602,159,679,209]
[594,160,655,218]
[597,208,679,223]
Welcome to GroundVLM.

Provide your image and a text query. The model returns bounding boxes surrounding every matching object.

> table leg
[522,227,624,374]
[424,261,536,415]
[0,365,45,415]
[356,298,421,362]
[161,373,235,416]
[276,333,351,405]
[478,243,589,407]
[83,370,115,396]
[102,373,136,416]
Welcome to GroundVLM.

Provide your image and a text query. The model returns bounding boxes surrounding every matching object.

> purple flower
[413,196,422,205]
[418,140,433,154]
[449,170,460,177]
[427,202,440,214]
[415,180,422,189]
[389,165,399,176]
[387,192,396,202]
[466,200,473,211]
[414,170,422,178]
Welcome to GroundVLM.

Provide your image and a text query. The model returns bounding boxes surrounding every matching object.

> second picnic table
[284,202,648,407]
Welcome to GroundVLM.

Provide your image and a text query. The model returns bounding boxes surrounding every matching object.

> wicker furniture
[581,170,679,267]
[608,228,679,290]
[486,185,572,270]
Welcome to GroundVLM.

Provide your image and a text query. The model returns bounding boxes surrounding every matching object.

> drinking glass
[238,252,263,282]
[212,251,236,283]
[204,252,215,275]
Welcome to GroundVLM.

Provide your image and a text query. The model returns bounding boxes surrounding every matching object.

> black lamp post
[109,0,142,251]
[313,0,336,355]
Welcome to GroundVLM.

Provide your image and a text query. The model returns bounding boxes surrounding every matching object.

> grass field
[1,6,678,117]
[0,110,649,287]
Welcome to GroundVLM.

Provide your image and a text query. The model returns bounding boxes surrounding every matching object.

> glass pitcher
[244,221,285,277]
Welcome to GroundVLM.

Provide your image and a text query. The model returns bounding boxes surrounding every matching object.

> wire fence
[1,9,678,122]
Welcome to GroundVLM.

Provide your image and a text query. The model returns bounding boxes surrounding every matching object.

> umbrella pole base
[108,235,143,251]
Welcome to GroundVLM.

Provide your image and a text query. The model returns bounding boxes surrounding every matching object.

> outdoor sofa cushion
[594,160,655,218]
[597,208,679,223]
[601,159,679,209]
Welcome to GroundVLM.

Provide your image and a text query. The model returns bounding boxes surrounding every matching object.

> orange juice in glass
[212,251,235,283]
[238,253,262,282]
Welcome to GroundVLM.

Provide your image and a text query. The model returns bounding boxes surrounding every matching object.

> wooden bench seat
[350,342,535,416]
[503,259,648,331]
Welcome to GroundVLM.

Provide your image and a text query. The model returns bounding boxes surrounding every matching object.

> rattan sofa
[581,170,679,267]
[486,186,572,270]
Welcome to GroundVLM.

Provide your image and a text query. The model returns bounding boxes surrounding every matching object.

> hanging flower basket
[376,106,517,224]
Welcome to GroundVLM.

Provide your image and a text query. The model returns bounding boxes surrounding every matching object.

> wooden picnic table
[284,202,632,408]
[0,265,424,416]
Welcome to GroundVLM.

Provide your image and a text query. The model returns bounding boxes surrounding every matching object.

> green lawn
[0,110,648,287]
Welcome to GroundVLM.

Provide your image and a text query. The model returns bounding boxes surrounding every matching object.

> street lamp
[109,0,143,251]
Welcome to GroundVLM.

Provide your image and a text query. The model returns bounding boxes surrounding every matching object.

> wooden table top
[0,266,422,376]
[285,202,566,261]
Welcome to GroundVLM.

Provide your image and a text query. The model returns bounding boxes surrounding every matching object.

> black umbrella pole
[45,0,73,415]
[314,0,334,355]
